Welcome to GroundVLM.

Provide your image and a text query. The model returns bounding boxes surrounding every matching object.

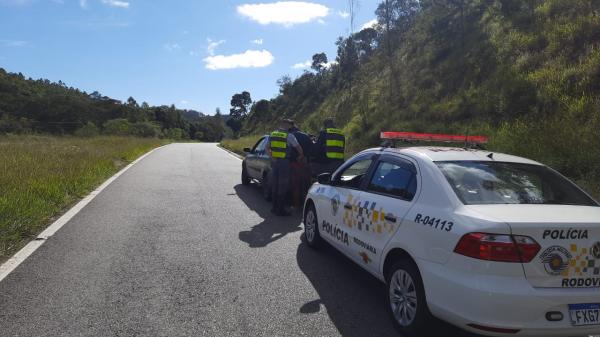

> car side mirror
[243,147,252,153]
[317,173,332,185]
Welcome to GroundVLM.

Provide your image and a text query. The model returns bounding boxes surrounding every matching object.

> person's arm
[288,134,304,160]
[265,136,272,158]
[314,131,326,160]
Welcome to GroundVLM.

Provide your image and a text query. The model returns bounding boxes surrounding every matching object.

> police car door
[351,155,419,273]
[321,154,377,257]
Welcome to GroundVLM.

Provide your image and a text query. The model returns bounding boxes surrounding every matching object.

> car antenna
[487,152,494,160]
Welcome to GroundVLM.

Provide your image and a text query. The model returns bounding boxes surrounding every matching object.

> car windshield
[435,161,598,206]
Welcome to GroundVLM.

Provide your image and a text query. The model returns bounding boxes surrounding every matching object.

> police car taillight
[454,233,540,263]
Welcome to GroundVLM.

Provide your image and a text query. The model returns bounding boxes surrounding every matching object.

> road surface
[0,143,473,337]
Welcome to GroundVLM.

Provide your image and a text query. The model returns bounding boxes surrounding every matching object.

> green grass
[220,135,263,157]
[0,135,168,259]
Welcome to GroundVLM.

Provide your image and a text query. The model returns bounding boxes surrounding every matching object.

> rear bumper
[418,258,600,336]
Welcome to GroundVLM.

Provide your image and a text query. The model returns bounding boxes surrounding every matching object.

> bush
[131,121,161,138]
[164,128,188,140]
[74,122,99,137]
[103,118,131,135]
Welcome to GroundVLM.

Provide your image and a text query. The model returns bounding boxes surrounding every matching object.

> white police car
[302,132,600,337]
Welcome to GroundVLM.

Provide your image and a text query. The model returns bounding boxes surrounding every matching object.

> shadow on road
[296,238,482,337]
[235,184,302,248]
[235,185,480,337]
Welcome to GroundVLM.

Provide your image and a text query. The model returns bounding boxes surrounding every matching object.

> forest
[227,0,600,197]
[0,68,226,142]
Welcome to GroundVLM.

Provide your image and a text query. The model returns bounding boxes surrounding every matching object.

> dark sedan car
[241,135,272,200]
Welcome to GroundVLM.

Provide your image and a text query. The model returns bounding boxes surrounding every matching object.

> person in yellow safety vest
[312,117,345,176]
[265,119,305,216]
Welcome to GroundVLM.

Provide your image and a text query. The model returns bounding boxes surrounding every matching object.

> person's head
[279,119,294,130]
[289,120,300,132]
[323,117,335,129]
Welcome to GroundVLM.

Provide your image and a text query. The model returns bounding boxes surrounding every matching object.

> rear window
[435,161,598,206]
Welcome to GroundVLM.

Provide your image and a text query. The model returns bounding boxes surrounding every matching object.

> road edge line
[0,144,167,283]
[217,144,244,161]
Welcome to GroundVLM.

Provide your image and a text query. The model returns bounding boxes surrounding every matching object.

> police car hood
[465,204,600,288]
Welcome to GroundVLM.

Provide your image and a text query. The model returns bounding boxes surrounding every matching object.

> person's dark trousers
[271,158,290,214]
[291,161,311,208]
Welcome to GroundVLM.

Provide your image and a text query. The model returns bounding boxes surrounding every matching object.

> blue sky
[0,0,378,114]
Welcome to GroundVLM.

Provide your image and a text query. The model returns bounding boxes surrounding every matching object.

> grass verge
[220,135,263,157]
[0,135,168,260]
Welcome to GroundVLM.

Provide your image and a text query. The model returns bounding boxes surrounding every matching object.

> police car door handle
[385,214,397,223]
[344,203,352,210]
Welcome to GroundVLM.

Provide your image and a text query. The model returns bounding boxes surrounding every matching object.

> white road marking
[218,145,244,161]
[0,145,166,283]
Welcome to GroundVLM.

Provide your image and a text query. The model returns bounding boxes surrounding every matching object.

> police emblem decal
[539,245,572,276]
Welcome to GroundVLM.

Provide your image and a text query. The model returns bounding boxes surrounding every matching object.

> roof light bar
[381,132,489,144]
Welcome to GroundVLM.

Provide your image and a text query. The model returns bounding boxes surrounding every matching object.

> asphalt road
[0,143,475,337]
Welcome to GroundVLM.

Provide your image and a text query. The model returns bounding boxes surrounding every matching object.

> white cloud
[207,38,225,56]
[203,49,274,70]
[101,0,129,8]
[237,1,329,27]
[163,43,180,52]
[324,60,337,69]
[79,0,87,8]
[361,19,378,30]
[250,38,263,45]
[338,10,349,19]
[180,100,189,105]
[292,60,311,69]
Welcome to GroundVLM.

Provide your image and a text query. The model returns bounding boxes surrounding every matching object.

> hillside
[234,0,600,197]
[0,68,226,142]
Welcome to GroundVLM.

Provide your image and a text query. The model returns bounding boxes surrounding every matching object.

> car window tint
[337,159,373,189]
[436,161,598,206]
[368,161,417,200]
[254,138,267,153]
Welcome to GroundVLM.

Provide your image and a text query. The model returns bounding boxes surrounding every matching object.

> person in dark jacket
[312,118,345,176]
[289,122,313,209]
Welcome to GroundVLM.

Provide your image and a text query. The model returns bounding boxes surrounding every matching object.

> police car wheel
[385,259,436,337]
[261,174,272,201]
[241,165,250,186]
[304,204,322,248]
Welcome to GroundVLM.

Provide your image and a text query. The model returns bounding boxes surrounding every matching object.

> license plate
[569,303,600,326]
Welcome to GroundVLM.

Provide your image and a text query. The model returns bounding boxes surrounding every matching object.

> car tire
[304,204,322,248]
[262,173,272,201]
[241,165,251,186]
[385,259,437,337]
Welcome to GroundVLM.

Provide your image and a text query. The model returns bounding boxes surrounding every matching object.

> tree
[229,91,252,118]
[225,118,243,137]
[126,96,138,108]
[277,76,292,94]
[215,107,221,117]
[311,53,329,74]
[354,28,378,60]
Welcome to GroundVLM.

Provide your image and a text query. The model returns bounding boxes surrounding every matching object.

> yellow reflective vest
[325,128,345,160]
[270,131,288,159]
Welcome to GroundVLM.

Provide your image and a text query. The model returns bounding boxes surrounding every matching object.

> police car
[302,132,600,337]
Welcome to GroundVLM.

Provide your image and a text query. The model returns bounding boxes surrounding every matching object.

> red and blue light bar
[380,131,489,144]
